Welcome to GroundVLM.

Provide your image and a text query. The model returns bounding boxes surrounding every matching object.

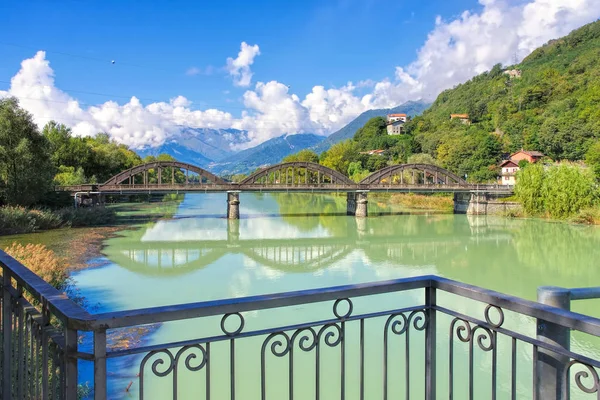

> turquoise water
[72,193,600,399]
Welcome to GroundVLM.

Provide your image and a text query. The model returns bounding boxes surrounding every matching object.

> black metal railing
[1,249,600,399]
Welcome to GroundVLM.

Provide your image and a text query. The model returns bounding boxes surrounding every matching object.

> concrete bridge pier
[453,191,521,215]
[347,191,369,217]
[227,191,241,219]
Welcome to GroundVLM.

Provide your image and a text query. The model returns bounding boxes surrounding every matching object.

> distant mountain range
[311,100,430,154]
[136,100,430,175]
[209,133,324,176]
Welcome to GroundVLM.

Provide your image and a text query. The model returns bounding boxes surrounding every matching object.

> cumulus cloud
[367,0,600,108]
[3,0,600,150]
[226,42,261,87]
[3,51,234,148]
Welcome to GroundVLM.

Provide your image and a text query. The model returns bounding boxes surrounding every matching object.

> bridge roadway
[56,160,515,217]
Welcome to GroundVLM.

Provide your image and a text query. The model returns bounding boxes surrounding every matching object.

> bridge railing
[1,249,599,399]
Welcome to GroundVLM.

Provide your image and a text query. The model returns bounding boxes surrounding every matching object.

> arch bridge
[56,160,514,218]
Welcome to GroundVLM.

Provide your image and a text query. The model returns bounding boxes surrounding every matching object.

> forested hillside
[408,20,600,181]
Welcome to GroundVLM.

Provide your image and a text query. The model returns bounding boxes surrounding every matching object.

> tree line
[0,98,174,207]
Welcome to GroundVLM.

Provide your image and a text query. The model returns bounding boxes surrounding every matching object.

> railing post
[536,287,571,400]
[3,271,12,400]
[64,327,79,400]
[94,329,107,400]
[425,286,437,400]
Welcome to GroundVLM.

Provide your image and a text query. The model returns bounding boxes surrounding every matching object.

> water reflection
[71,193,600,399]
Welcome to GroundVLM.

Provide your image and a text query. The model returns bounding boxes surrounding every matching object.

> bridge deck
[57,183,514,194]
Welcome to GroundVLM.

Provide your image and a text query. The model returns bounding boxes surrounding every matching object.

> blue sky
[1,0,478,109]
[1,0,599,149]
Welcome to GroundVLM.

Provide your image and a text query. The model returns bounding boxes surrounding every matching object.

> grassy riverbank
[0,206,116,235]
[371,193,454,213]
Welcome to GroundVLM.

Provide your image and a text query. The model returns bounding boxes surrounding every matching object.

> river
[14,193,600,398]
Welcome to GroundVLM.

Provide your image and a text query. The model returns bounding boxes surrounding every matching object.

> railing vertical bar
[341,320,345,400]
[360,319,364,400]
[94,329,107,400]
[42,328,49,400]
[532,344,538,400]
[425,287,436,400]
[405,328,410,399]
[64,328,79,400]
[2,271,12,400]
[230,338,235,400]
[35,327,40,400]
[29,317,34,400]
[316,336,321,400]
[16,285,24,400]
[468,334,474,400]
[383,318,388,400]
[206,342,210,400]
[511,338,517,400]
[491,331,497,400]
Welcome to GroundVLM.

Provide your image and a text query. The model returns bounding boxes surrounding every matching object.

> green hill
[409,20,600,181]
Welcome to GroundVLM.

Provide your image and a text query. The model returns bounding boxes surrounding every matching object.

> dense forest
[408,20,600,181]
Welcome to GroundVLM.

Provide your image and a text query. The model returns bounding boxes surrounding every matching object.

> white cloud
[366,0,600,108]
[226,42,261,87]
[185,67,202,76]
[3,0,600,150]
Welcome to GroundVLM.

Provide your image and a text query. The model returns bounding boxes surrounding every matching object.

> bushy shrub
[0,206,62,234]
[55,207,117,227]
[542,164,597,219]
[514,164,546,215]
[515,163,599,219]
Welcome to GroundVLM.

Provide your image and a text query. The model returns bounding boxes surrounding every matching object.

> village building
[386,113,407,135]
[504,69,522,79]
[450,114,471,125]
[499,150,545,185]
[359,149,387,156]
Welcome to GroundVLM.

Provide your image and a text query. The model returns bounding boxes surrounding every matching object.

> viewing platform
[1,249,598,399]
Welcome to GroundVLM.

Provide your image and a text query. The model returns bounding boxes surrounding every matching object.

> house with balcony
[499,150,545,185]
[386,113,407,135]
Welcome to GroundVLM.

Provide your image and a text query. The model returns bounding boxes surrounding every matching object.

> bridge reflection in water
[103,214,514,277]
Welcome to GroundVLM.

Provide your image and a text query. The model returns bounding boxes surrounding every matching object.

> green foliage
[282,149,319,163]
[515,163,598,219]
[53,166,87,186]
[409,20,600,181]
[347,161,369,183]
[515,164,547,215]
[56,207,117,227]
[407,153,438,165]
[542,164,597,219]
[43,121,143,185]
[319,140,357,174]
[0,98,54,205]
[585,140,600,179]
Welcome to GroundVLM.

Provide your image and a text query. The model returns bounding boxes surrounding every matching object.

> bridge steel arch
[359,163,467,185]
[102,161,229,186]
[239,162,355,185]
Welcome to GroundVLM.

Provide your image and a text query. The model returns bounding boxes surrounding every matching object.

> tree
[282,149,319,163]
[514,163,546,215]
[407,153,438,165]
[319,140,357,175]
[0,98,54,205]
[585,140,600,179]
[53,166,86,186]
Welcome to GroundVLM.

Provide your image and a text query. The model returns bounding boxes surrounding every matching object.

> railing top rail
[0,251,91,324]
[85,276,433,330]
[434,277,600,336]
